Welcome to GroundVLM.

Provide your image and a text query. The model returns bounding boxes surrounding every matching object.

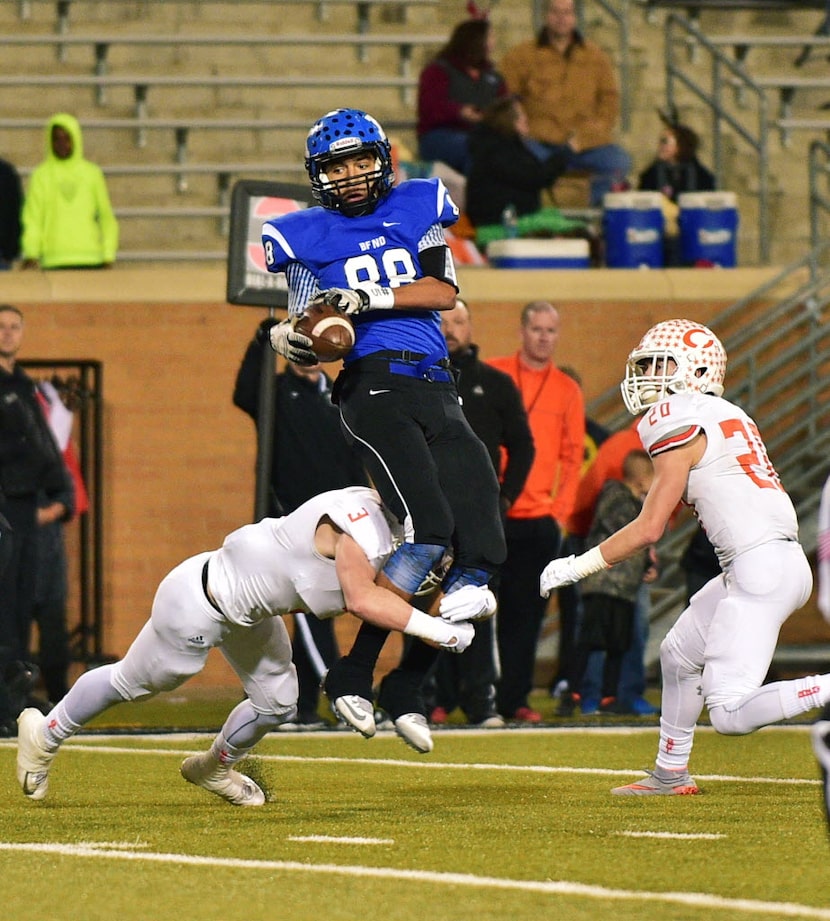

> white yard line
[0,841,827,919]
[287,835,395,844]
[0,739,817,786]
[618,831,726,840]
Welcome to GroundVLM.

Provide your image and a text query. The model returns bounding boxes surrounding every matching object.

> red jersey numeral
[719,418,784,491]
[646,402,672,426]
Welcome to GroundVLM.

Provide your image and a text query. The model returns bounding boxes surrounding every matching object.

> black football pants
[337,367,505,573]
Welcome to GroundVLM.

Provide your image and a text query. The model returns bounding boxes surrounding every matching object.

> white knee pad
[245,664,299,719]
[707,703,748,735]
[659,632,699,684]
[111,652,202,701]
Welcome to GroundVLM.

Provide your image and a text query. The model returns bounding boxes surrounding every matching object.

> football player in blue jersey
[261,108,505,753]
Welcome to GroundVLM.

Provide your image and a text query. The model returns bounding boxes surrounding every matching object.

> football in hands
[294,300,355,363]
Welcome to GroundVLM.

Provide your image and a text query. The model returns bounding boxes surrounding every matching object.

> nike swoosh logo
[368,389,391,396]
[382,221,400,227]
[341,699,370,723]
[23,771,44,796]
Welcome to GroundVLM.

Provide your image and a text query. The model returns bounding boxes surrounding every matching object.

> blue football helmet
[304,108,395,216]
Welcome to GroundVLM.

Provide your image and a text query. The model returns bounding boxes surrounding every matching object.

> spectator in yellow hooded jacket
[21,113,118,270]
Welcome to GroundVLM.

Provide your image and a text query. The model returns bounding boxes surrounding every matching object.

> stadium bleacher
[3,0,829,263]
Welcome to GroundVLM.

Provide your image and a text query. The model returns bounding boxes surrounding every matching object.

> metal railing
[810,140,830,252]
[663,12,771,263]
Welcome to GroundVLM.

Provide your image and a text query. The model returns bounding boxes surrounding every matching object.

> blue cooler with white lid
[486,238,591,269]
[678,191,739,267]
[602,191,664,268]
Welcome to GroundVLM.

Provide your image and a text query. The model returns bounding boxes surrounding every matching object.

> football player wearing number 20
[261,109,504,754]
[540,319,830,795]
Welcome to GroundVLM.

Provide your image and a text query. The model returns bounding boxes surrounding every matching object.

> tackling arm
[334,533,473,651]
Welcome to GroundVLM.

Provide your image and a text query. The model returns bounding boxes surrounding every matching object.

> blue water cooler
[602,192,664,268]
[678,192,739,267]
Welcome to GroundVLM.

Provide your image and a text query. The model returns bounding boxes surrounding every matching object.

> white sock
[43,664,126,749]
[777,674,830,718]
[655,719,695,772]
[711,674,830,735]
[42,701,82,751]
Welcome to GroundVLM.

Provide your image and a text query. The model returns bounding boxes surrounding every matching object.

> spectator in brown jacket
[500,0,631,205]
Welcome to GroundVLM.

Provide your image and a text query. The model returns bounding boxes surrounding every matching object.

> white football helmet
[620,318,727,415]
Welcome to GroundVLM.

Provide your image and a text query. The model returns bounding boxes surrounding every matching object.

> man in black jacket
[233,322,369,727]
[0,305,71,734]
[427,298,535,726]
[0,158,22,270]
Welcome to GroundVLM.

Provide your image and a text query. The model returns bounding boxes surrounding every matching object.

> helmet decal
[682,327,716,349]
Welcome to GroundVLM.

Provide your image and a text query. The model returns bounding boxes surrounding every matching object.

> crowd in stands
[1,1,726,271]
[413,0,721,265]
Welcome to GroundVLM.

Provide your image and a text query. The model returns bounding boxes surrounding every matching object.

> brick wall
[8,263,815,686]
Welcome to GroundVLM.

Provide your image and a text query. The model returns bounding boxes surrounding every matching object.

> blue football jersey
[261,178,459,361]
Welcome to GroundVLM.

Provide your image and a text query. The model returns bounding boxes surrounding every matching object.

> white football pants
[48,552,298,756]
[111,552,298,716]
[655,540,829,770]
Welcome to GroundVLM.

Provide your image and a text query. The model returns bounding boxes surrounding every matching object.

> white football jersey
[637,393,798,567]
[208,487,398,626]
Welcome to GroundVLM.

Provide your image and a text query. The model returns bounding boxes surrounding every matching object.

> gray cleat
[612,768,699,796]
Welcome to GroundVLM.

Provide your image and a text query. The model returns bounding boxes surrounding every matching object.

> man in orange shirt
[489,301,584,721]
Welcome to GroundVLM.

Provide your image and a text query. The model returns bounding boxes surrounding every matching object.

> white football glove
[405,608,474,653]
[440,620,475,654]
[268,318,316,366]
[320,285,394,315]
[539,555,582,597]
[439,584,497,623]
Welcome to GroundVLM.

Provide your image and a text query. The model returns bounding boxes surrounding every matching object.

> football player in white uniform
[16,487,489,806]
[540,319,830,795]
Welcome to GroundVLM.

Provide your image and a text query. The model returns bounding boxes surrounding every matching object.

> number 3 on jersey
[720,418,784,491]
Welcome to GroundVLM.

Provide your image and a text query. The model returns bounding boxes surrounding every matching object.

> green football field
[1,689,829,921]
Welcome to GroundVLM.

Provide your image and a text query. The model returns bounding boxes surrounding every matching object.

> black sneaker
[557,693,579,717]
[321,657,374,702]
